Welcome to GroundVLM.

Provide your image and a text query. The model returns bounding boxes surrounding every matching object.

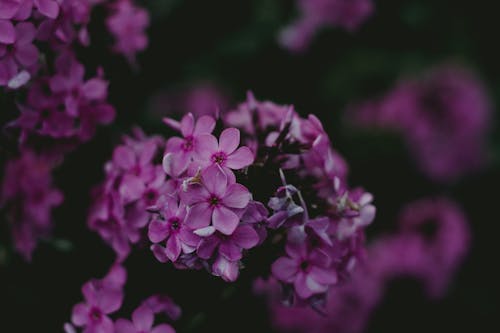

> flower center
[182,136,195,152]
[211,151,227,165]
[300,261,310,272]
[89,307,102,322]
[169,217,181,231]
[144,189,158,205]
[208,195,221,207]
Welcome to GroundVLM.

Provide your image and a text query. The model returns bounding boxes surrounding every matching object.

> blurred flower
[106,0,149,64]
[349,64,492,182]
[279,0,374,52]
[0,150,63,260]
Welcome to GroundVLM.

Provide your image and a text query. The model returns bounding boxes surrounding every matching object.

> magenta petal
[226,147,254,169]
[213,255,239,282]
[99,289,123,314]
[14,43,39,66]
[222,183,250,209]
[151,324,176,333]
[185,203,212,229]
[294,272,313,299]
[34,0,59,19]
[15,22,36,44]
[165,236,182,261]
[163,152,189,178]
[271,257,298,282]
[219,128,240,154]
[197,237,219,259]
[0,20,15,44]
[309,267,337,284]
[151,244,168,263]
[132,305,154,331]
[219,241,242,261]
[148,220,170,243]
[194,134,218,161]
[113,146,135,170]
[82,78,108,100]
[232,225,259,249]
[182,185,210,205]
[119,174,145,203]
[71,303,89,326]
[166,136,184,153]
[180,113,194,137]
[212,206,239,235]
[305,275,328,294]
[114,319,136,333]
[201,165,227,196]
[193,115,216,135]
[0,1,20,20]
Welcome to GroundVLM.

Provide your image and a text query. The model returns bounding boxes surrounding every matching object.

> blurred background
[1,0,499,332]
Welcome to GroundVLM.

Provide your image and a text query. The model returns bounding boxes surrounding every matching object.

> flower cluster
[106,0,150,64]
[258,197,470,333]
[66,264,180,333]
[279,0,374,52]
[88,128,165,261]
[0,149,63,260]
[89,94,375,308]
[349,64,492,182]
[11,51,115,151]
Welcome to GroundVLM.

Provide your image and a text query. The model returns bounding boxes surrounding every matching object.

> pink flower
[163,113,215,177]
[272,242,337,299]
[148,196,199,262]
[194,128,254,172]
[183,165,251,235]
[71,266,126,333]
[106,0,149,63]
[0,150,63,260]
[0,22,39,88]
[115,305,175,333]
[196,224,259,261]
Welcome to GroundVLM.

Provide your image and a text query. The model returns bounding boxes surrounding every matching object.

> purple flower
[0,21,39,88]
[163,113,215,177]
[71,266,126,333]
[194,128,254,172]
[0,150,63,260]
[106,0,149,64]
[279,0,374,52]
[272,242,337,299]
[196,224,259,262]
[212,255,240,282]
[349,64,492,182]
[88,130,165,260]
[184,165,251,235]
[115,305,175,333]
[148,196,199,262]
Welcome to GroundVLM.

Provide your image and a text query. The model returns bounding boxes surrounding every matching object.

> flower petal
[226,147,254,169]
[71,303,89,326]
[151,324,176,333]
[232,225,259,249]
[212,206,239,235]
[201,164,227,196]
[213,255,239,282]
[34,0,60,19]
[194,133,218,162]
[165,236,182,261]
[222,183,250,209]
[197,236,219,259]
[148,219,170,243]
[219,241,242,261]
[294,272,313,299]
[132,305,154,331]
[180,113,194,137]
[219,128,240,154]
[271,257,298,283]
[15,43,39,66]
[0,19,15,44]
[193,115,216,135]
[114,319,136,333]
[185,202,212,229]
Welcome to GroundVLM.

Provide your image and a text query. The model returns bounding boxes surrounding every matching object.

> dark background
[1,0,499,332]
